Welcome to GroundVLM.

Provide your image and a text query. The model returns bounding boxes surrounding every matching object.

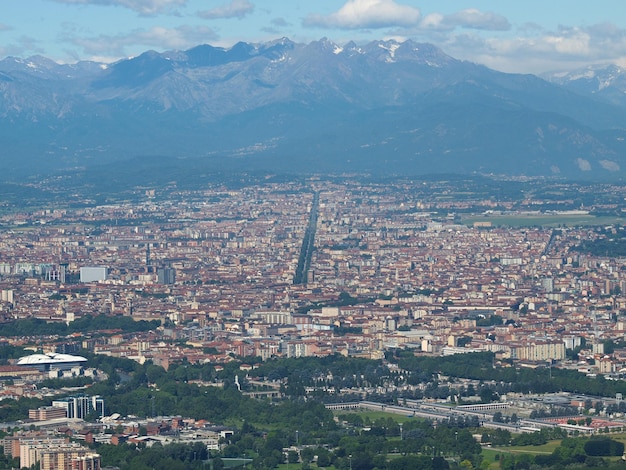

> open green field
[462,214,624,228]
[481,448,503,468]
[334,409,421,424]
[485,433,626,467]
[481,442,559,470]
[276,464,331,470]
[488,439,562,456]
[219,457,254,468]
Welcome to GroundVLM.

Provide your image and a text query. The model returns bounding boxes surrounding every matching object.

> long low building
[0,365,43,380]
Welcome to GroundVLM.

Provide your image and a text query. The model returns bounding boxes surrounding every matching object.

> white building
[80,267,107,283]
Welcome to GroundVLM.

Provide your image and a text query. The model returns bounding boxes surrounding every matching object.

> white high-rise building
[79,267,107,283]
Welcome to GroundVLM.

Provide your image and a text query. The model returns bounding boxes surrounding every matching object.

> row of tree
[0,314,160,337]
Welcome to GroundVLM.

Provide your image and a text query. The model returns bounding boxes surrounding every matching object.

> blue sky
[1,0,625,74]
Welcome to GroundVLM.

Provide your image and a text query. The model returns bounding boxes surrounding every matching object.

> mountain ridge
[1,38,626,180]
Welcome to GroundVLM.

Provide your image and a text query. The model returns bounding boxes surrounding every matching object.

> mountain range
[1,38,626,182]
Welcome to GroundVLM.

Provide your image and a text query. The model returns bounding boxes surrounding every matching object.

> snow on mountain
[1,38,626,179]
[543,64,626,101]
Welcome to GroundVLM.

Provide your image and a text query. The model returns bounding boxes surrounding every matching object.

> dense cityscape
[0,176,624,469]
[4,0,626,468]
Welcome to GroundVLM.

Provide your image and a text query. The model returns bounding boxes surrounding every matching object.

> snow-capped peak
[378,41,400,63]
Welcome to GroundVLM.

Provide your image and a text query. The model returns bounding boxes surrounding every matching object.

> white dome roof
[17,353,87,366]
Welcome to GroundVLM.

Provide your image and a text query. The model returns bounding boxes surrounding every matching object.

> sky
[1,0,626,74]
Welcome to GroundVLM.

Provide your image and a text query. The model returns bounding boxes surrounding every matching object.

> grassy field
[481,448,503,468]
[461,214,624,228]
[218,457,254,468]
[276,464,331,470]
[485,433,626,467]
[488,439,562,456]
[481,441,561,470]
[334,409,421,424]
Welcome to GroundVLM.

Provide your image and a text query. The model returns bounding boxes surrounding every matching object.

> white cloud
[443,9,510,32]
[48,0,187,15]
[546,33,590,55]
[0,23,12,32]
[198,0,254,20]
[64,25,218,60]
[432,22,626,74]
[414,9,510,33]
[304,0,420,29]
[419,13,445,31]
[599,160,620,172]
[576,158,592,171]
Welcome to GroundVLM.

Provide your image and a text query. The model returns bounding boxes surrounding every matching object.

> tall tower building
[157,267,176,285]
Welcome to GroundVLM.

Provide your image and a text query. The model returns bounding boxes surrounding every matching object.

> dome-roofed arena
[16,353,87,372]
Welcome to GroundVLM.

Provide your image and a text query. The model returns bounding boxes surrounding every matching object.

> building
[16,353,87,372]
[157,267,176,285]
[40,446,101,470]
[29,406,68,421]
[51,395,104,420]
[79,267,107,283]
[1,289,14,303]
[21,440,100,470]
[19,438,68,468]
[71,452,101,470]
[511,341,566,362]
[0,365,42,380]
